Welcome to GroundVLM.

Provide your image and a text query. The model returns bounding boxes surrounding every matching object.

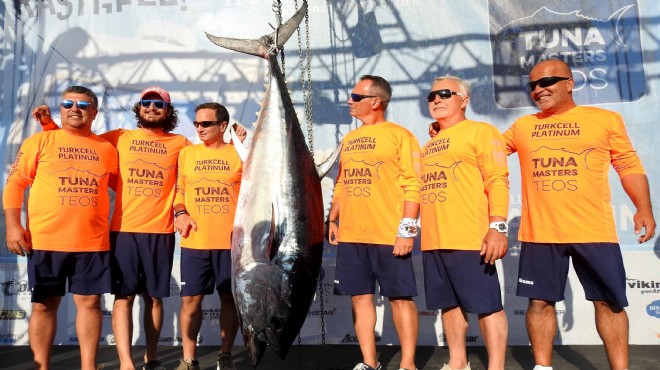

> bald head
[528,60,576,115]
[530,59,572,78]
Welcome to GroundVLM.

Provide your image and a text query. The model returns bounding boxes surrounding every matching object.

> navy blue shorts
[423,250,503,314]
[334,242,417,298]
[180,248,232,296]
[110,231,175,298]
[516,242,628,308]
[27,250,111,302]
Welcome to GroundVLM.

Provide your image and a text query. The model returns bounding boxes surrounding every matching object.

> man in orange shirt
[172,103,243,370]
[327,75,421,370]
[504,60,656,370]
[34,87,190,370]
[4,86,118,370]
[421,76,509,370]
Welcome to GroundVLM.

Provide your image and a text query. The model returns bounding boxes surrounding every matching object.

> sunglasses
[528,76,571,92]
[193,121,222,128]
[60,99,94,110]
[140,99,168,109]
[350,93,378,102]
[426,89,465,102]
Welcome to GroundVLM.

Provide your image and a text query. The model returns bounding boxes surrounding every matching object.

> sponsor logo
[107,334,116,345]
[0,333,24,344]
[197,334,203,345]
[646,300,660,318]
[202,308,221,320]
[341,334,382,343]
[158,336,183,343]
[627,278,660,294]
[514,309,565,316]
[1,280,30,297]
[518,278,534,285]
[307,308,337,316]
[0,310,26,320]
[418,310,439,317]
[169,284,181,297]
[489,0,644,107]
[101,310,113,319]
[440,334,479,343]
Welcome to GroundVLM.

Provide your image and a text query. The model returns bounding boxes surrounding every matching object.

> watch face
[497,223,506,231]
[406,226,418,234]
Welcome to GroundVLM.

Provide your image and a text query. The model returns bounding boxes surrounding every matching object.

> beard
[137,114,168,129]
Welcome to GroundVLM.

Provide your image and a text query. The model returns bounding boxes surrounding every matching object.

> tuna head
[233,261,295,365]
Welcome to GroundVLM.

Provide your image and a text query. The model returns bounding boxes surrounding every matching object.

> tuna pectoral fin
[316,142,342,178]
[244,329,267,366]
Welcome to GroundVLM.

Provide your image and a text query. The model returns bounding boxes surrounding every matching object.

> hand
[174,214,197,238]
[327,221,339,245]
[480,229,507,264]
[393,236,413,257]
[428,122,440,138]
[233,123,248,142]
[6,222,32,256]
[32,105,53,125]
[633,208,656,243]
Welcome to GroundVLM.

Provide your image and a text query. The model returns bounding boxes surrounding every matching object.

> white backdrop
[1,0,659,347]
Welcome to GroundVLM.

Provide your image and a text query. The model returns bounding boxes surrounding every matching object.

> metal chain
[272,0,285,78]
[318,269,326,344]
[303,6,314,158]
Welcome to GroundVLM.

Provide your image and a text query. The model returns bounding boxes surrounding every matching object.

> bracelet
[174,210,188,218]
[397,217,419,238]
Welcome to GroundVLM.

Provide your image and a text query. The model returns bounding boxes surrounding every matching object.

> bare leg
[30,297,62,370]
[112,294,136,370]
[180,295,203,360]
[389,297,418,370]
[526,299,556,367]
[593,301,628,370]
[74,294,102,370]
[143,294,164,363]
[441,306,469,369]
[352,294,378,368]
[219,293,239,354]
[478,310,508,370]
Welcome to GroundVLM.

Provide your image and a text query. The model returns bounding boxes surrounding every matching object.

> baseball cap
[140,86,171,104]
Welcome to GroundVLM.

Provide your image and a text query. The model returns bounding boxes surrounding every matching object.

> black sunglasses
[140,99,168,109]
[350,93,378,102]
[60,99,94,110]
[528,76,571,92]
[426,89,466,102]
[193,121,222,128]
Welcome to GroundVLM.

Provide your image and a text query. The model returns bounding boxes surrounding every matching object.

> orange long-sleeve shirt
[3,130,118,252]
[503,106,645,243]
[101,129,190,233]
[332,121,421,245]
[174,144,242,250]
[421,120,509,251]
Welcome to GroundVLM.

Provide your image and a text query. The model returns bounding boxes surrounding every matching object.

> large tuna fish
[206,1,337,366]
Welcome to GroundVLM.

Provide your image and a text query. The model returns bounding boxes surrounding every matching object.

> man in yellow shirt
[4,86,118,370]
[504,60,656,370]
[421,76,509,370]
[327,75,421,370]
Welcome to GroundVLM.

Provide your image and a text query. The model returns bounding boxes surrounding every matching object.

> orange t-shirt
[101,129,190,233]
[420,120,509,251]
[503,106,645,243]
[174,144,242,250]
[332,121,421,245]
[3,130,118,252]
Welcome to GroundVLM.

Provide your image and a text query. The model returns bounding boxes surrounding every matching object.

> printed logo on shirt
[489,0,645,107]
[423,137,451,156]
[341,159,384,198]
[190,178,238,214]
[52,168,109,207]
[129,139,168,155]
[529,146,595,192]
[124,159,175,198]
[420,162,461,204]
[343,136,377,152]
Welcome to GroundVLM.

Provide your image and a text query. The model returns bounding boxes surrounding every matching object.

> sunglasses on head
[193,121,221,128]
[528,76,571,92]
[60,99,94,110]
[350,93,378,102]
[426,89,465,102]
[140,99,168,109]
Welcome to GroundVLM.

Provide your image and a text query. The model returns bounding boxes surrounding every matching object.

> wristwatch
[489,221,508,233]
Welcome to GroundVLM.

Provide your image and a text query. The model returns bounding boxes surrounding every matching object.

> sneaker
[175,358,200,370]
[440,363,471,370]
[353,363,382,370]
[143,360,166,370]
[217,353,235,370]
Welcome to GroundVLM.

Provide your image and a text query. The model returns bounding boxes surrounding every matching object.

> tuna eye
[271,317,284,329]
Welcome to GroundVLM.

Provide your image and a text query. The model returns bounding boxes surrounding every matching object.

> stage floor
[2,345,659,370]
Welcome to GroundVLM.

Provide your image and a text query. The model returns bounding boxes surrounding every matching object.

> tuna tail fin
[316,142,342,179]
[205,1,308,58]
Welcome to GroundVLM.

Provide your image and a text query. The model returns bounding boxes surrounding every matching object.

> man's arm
[621,173,655,243]
[393,201,419,256]
[326,200,339,245]
[4,208,30,256]
[33,105,60,131]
